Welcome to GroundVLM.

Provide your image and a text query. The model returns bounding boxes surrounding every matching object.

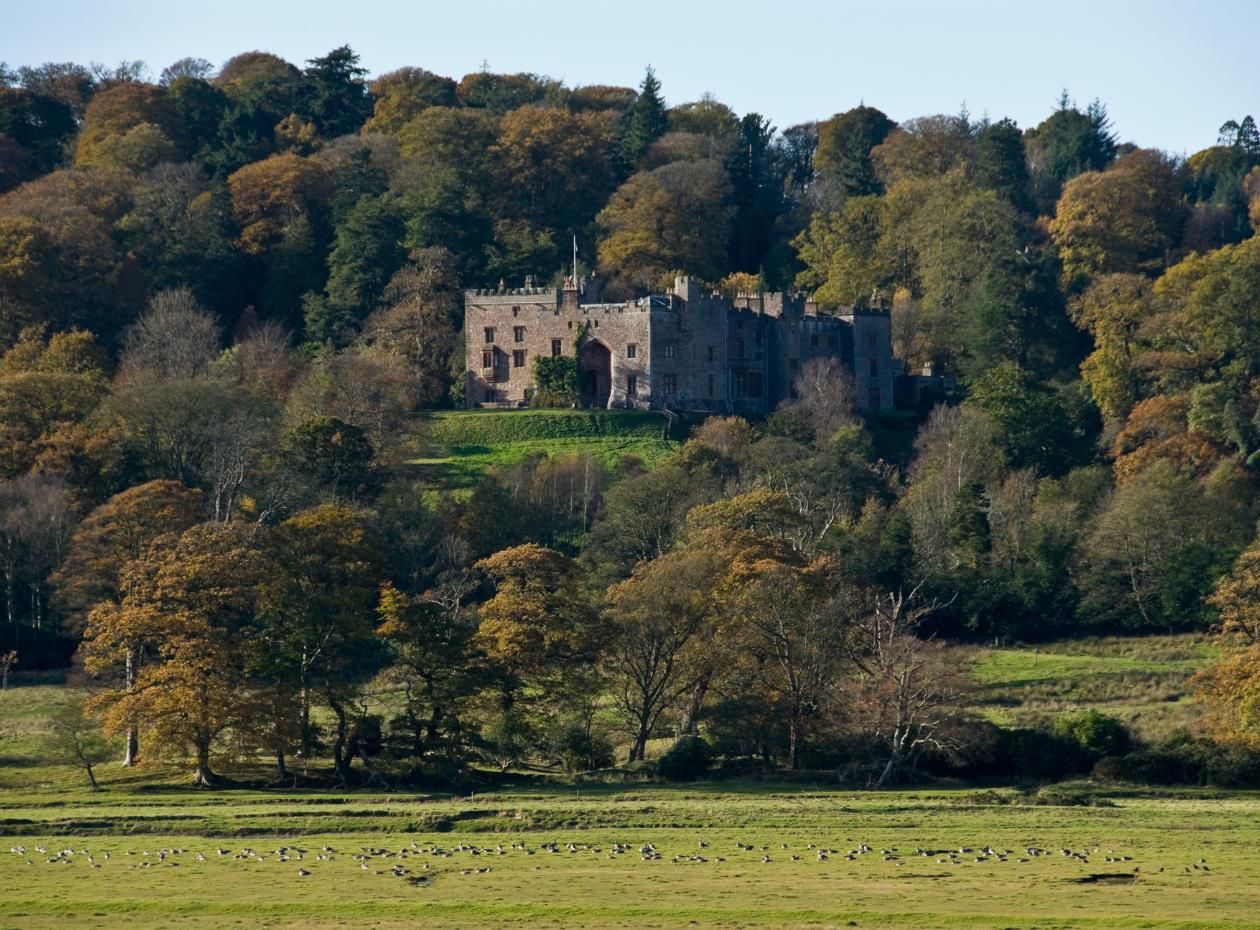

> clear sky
[3,0,1257,154]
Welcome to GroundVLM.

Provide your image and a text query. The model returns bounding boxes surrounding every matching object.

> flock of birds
[5,837,1217,884]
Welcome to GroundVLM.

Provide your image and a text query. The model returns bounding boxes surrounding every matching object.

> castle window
[663,374,677,395]
[485,389,497,402]
[481,349,494,369]
[733,371,746,398]
[512,306,520,317]
[663,343,675,358]
[513,349,526,368]
[627,343,637,358]
[708,373,715,395]
[707,345,715,362]
[736,338,745,359]
[869,357,877,377]
[747,371,763,396]
[810,334,819,347]
[828,335,838,348]
[869,386,880,409]
[484,327,496,344]
[551,339,562,357]
[868,331,877,349]
[514,326,526,342]
[626,374,638,397]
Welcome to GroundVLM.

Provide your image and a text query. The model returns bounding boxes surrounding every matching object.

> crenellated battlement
[464,274,896,414]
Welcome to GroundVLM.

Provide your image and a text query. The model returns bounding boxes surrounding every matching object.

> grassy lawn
[3,667,1258,929]
[969,635,1217,741]
[407,409,678,492]
[1,773,1258,929]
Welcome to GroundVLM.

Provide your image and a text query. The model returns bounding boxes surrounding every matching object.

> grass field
[408,409,678,491]
[969,635,1216,742]
[2,775,1257,929]
[0,639,1242,929]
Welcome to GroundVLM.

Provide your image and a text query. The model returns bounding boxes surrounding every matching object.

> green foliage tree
[282,416,379,502]
[1026,94,1118,207]
[814,105,896,203]
[300,46,371,139]
[313,193,406,346]
[620,67,668,169]
[974,117,1033,212]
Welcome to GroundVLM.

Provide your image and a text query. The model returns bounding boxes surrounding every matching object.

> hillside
[408,409,679,491]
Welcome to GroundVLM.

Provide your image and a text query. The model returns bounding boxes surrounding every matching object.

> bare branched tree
[120,287,220,384]
[792,357,858,442]
[842,585,970,786]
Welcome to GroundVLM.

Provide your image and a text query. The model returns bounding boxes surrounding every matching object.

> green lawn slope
[409,409,678,492]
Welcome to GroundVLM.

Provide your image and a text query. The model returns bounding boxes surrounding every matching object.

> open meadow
[1,780,1257,930]
[1,640,1254,930]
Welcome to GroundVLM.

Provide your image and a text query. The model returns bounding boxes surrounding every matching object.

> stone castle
[464,276,895,415]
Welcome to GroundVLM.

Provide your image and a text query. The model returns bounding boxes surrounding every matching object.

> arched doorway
[579,340,612,408]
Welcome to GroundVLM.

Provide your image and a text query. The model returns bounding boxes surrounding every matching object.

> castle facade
[464,276,895,415]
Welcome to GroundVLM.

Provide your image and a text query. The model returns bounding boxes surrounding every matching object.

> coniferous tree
[301,46,371,138]
[620,66,667,170]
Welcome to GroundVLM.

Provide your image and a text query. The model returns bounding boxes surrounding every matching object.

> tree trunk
[85,762,99,791]
[678,675,710,736]
[275,747,288,783]
[300,656,311,774]
[122,727,139,767]
[192,742,217,787]
[121,648,138,767]
[631,727,648,763]
[329,695,352,784]
[788,713,801,771]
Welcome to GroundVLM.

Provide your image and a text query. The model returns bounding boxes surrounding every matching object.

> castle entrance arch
[579,340,612,408]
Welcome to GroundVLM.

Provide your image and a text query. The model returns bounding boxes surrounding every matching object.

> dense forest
[2,48,1260,785]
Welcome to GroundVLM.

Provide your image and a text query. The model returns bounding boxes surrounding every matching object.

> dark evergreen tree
[620,66,668,170]
[0,87,75,182]
[975,117,1033,213]
[329,147,390,226]
[1026,93,1118,208]
[727,113,783,274]
[164,77,231,162]
[301,46,371,138]
[814,105,895,203]
[322,193,407,337]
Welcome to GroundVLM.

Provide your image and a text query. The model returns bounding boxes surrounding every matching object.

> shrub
[1092,731,1260,788]
[532,355,578,407]
[1094,750,1204,785]
[656,735,713,781]
[998,727,1089,780]
[546,718,614,774]
[1052,710,1130,760]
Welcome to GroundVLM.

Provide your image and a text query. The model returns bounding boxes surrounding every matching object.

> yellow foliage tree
[1210,543,1260,643]
[1191,645,1260,751]
[83,522,268,785]
[474,544,597,709]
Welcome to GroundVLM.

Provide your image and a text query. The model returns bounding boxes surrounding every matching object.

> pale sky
[3,0,1257,155]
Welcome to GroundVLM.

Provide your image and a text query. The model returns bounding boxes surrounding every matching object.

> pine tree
[620,66,668,170]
